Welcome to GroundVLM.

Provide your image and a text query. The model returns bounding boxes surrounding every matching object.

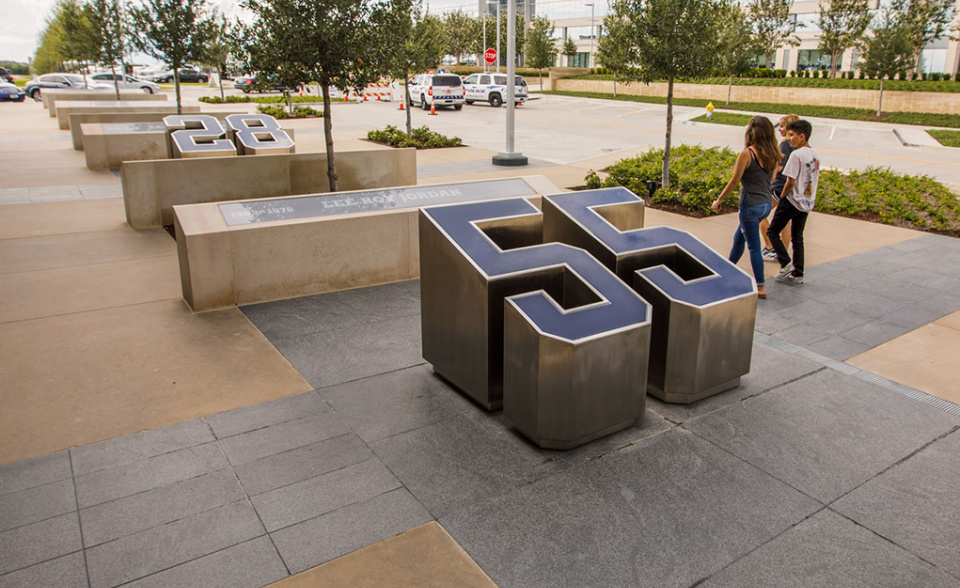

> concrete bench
[71,111,252,150]
[123,148,417,229]
[173,175,561,311]
[43,89,167,113]
[82,122,296,171]
[55,101,200,130]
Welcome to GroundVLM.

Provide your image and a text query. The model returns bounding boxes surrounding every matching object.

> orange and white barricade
[362,81,393,102]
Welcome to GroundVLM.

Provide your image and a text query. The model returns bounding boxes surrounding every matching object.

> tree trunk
[404,70,412,137]
[765,54,772,69]
[831,53,839,78]
[285,90,293,114]
[613,77,617,98]
[174,67,182,115]
[110,64,120,99]
[539,69,543,91]
[663,75,674,188]
[877,76,884,117]
[218,67,225,101]
[321,84,338,192]
[727,74,732,105]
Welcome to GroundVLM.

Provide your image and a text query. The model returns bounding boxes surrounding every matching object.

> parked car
[90,73,162,94]
[23,74,109,100]
[0,67,14,83]
[462,73,527,107]
[0,81,25,102]
[151,66,208,83]
[233,74,287,93]
[407,72,464,110]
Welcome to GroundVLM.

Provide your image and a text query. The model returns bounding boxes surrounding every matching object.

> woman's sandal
[758,288,767,299]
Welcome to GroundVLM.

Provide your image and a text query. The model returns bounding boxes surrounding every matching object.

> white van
[462,73,528,107]
[407,73,465,111]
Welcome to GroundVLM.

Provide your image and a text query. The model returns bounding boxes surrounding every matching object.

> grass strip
[542,90,960,129]
[570,75,960,93]
[927,129,960,148]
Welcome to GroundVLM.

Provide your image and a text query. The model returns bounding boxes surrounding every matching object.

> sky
[0,0,248,65]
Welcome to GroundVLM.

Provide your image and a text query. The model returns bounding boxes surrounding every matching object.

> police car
[462,73,528,108]
[407,72,464,111]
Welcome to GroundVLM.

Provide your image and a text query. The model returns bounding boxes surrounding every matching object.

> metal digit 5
[420,197,652,449]
[543,188,757,404]
[225,114,294,155]
[163,114,236,159]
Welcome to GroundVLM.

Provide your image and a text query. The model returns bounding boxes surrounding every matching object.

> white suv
[407,73,464,111]
[463,73,528,108]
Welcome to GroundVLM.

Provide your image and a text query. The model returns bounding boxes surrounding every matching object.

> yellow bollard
[706,101,714,120]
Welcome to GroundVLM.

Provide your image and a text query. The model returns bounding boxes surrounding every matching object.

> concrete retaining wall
[173,175,561,311]
[122,148,418,229]
[70,111,252,150]
[552,78,960,115]
[43,89,167,113]
[55,102,200,130]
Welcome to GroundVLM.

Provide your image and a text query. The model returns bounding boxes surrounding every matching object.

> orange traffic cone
[344,90,349,102]
[398,100,404,111]
[429,102,436,115]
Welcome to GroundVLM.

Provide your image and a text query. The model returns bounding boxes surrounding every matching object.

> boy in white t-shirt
[767,119,820,285]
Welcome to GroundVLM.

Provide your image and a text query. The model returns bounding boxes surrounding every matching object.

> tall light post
[585,3,594,69]
[492,0,527,166]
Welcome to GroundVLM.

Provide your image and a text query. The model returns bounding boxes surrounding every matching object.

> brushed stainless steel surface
[225,114,294,155]
[163,114,236,159]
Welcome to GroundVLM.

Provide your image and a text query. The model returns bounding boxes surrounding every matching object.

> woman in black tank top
[711,116,781,298]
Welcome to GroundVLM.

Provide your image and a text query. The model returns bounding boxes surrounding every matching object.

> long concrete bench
[55,101,200,130]
[173,175,561,311]
[82,122,297,171]
[43,89,167,113]
[123,148,417,229]
[71,111,252,150]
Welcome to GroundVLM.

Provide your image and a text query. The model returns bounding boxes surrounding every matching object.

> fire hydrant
[706,101,714,120]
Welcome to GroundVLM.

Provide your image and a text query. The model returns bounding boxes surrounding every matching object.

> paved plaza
[1,91,959,587]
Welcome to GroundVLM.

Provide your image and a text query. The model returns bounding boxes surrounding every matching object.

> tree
[129,0,215,114]
[859,6,913,115]
[442,10,474,65]
[717,2,755,103]
[748,0,798,69]
[203,11,239,101]
[524,16,557,90]
[596,11,631,97]
[34,6,69,74]
[243,0,385,192]
[562,37,578,67]
[817,0,871,78]
[87,0,128,98]
[615,0,723,187]
[59,0,99,85]
[894,0,957,74]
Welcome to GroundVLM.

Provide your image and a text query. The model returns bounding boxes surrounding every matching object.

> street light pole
[492,0,527,166]
[585,3,595,69]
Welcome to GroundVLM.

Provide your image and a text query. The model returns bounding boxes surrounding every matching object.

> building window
[797,50,832,71]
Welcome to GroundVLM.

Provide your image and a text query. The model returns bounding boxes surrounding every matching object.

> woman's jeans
[729,202,772,287]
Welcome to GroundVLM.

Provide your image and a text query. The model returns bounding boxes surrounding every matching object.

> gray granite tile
[75,442,229,508]
[870,282,941,304]
[218,411,352,465]
[812,290,903,318]
[253,458,401,532]
[700,509,957,588]
[685,369,960,503]
[371,410,559,519]
[272,313,426,390]
[771,299,836,323]
[770,322,832,346]
[0,451,72,496]
[123,536,287,588]
[838,319,912,347]
[234,433,373,496]
[880,303,949,330]
[0,479,76,533]
[206,391,329,439]
[646,341,823,424]
[271,488,432,575]
[915,293,960,317]
[802,335,872,361]
[890,266,960,291]
[753,285,807,312]
[0,552,87,588]
[85,500,265,588]
[441,428,820,588]
[80,469,246,547]
[799,308,874,334]
[0,514,82,576]
[70,419,214,476]
[753,310,801,335]
[323,364,474,444]
[832,429,960,578]
[778,277,844,302]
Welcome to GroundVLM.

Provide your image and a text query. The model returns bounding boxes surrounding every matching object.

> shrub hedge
[367,125,463,149]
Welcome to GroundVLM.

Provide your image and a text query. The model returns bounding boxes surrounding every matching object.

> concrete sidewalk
[1,96,959,587]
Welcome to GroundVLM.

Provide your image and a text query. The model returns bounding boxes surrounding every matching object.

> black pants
[767,197,808,276]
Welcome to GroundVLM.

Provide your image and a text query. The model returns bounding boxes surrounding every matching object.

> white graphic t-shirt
[783,146,820,212]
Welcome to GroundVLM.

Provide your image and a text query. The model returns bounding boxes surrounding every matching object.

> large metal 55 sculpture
[420,188,757,449]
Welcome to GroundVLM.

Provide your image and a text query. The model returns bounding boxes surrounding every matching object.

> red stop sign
[484,48,497,64]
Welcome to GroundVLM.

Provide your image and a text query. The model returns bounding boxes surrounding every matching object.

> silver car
[90,73,162,94]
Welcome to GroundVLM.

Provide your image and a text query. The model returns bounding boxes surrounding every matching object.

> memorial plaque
[102,122,167,134]
[218,178,538,226]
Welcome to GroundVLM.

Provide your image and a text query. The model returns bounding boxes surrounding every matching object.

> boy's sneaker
[776,262,794,279]
[780,272,804,285]
[762,248,777,261]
